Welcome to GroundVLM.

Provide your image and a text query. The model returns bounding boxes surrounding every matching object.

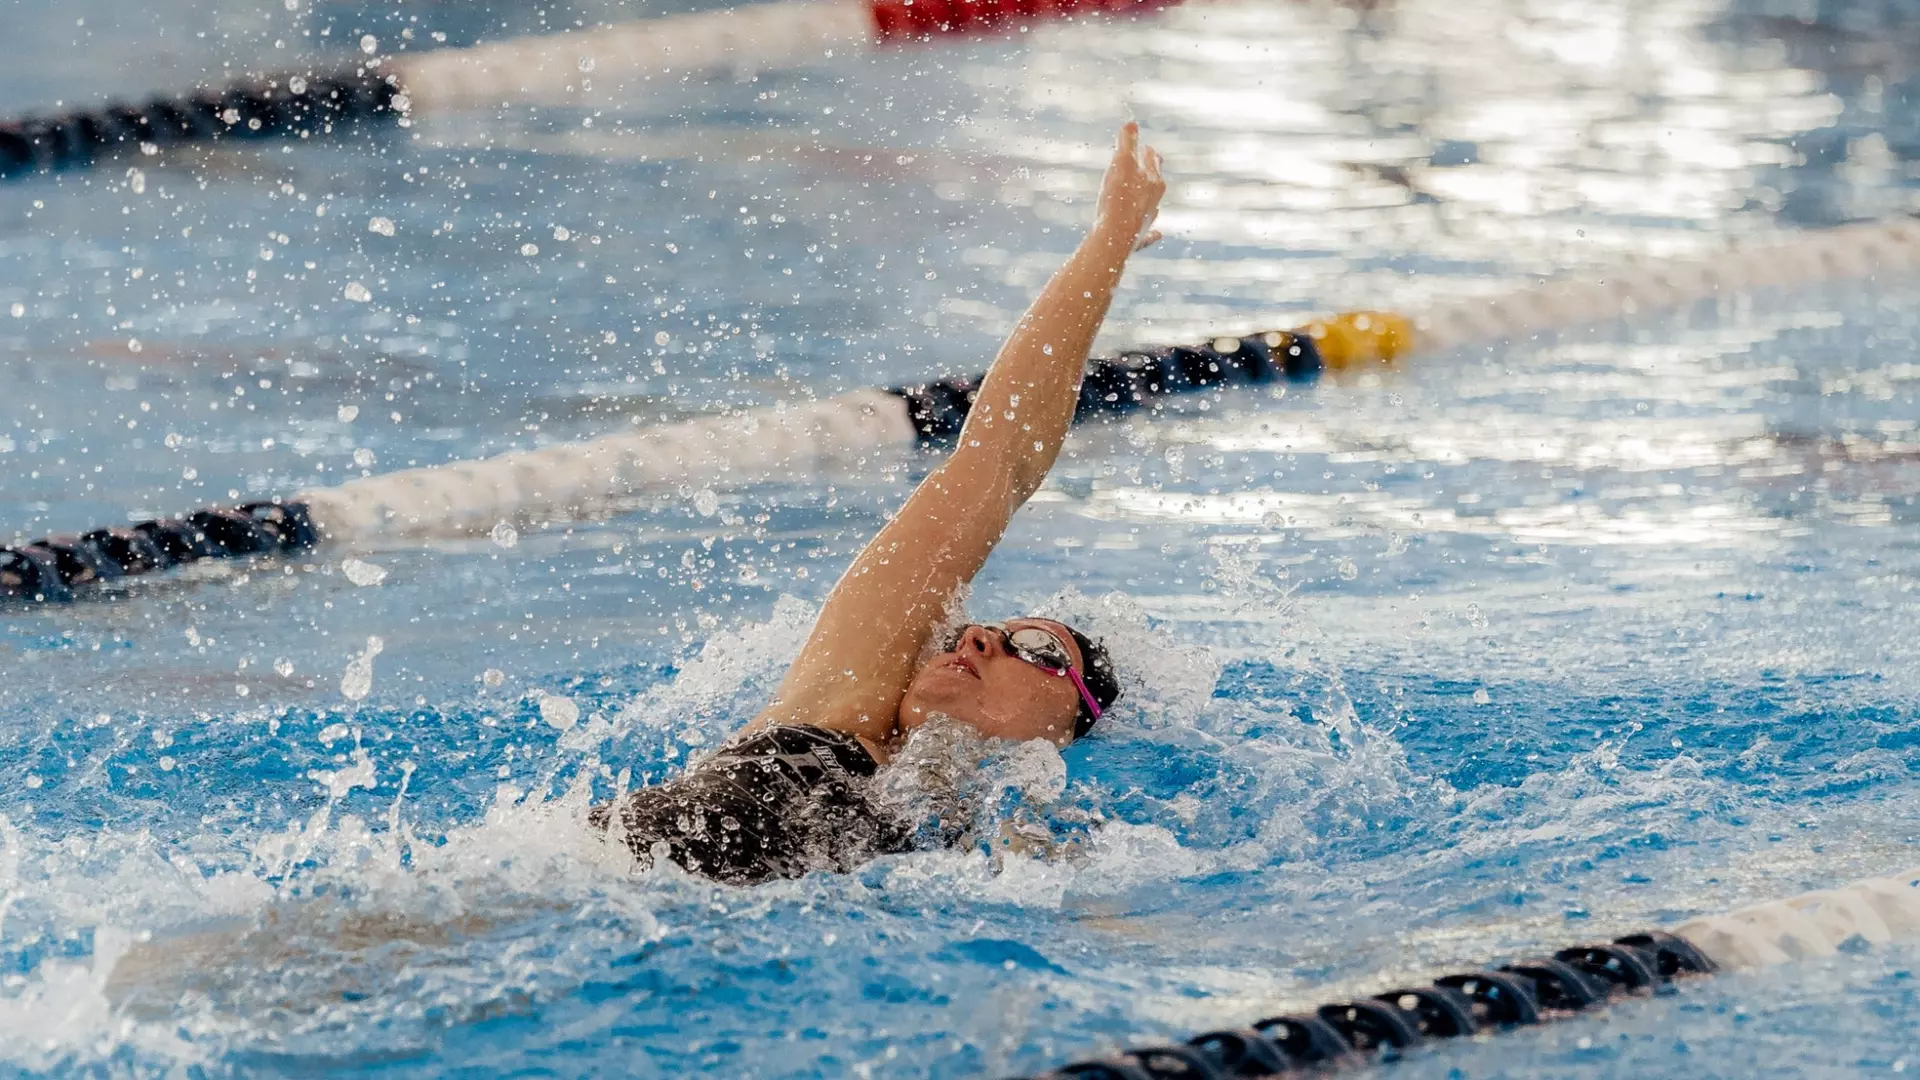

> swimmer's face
[897,617,1088,746]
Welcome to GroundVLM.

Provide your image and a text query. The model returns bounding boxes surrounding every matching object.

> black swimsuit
[589,725,913,885]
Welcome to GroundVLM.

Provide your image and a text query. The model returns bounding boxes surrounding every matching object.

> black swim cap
[1062,625,1120,739]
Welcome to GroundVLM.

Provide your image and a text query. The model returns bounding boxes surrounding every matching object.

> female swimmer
[590,122,1167,884]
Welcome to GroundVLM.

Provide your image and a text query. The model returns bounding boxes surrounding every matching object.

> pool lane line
[0,0,1177,181]
[1008,862,1920,1079]
[0,319,1346,602]
[8,213,1920,601]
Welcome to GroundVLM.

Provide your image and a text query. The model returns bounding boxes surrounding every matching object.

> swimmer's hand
[1093,121,1166,253]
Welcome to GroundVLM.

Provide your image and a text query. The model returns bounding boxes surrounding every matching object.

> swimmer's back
[590,725,912,885]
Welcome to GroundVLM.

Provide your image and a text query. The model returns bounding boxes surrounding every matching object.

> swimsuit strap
[717,725,880,782]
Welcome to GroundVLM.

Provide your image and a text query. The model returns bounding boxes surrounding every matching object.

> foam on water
[0,582,1458,1073]
[0,565,1914,1074]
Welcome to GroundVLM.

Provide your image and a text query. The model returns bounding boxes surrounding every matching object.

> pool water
[3,0,1920,1074]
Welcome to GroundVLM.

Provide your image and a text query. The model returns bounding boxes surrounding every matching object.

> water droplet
[340,636,384,702]
[287,74,307,93]
[490,522,519,548]
[275,658,295,678]
[368,216,395,236]
[341,558,389,586]
[8,303,22,318]
[343,281,372,302]
[337,404,359,423]
[520,243,540,257]
[127,169,146,194]
[692,488,719,516]
[360,34,379,54]
[552,226,571,241]
[1472,688,1491,705]
[482,668,505,688]
[538,693,580,731]
[352,447,375,468]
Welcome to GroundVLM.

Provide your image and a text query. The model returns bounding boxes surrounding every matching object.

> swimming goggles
[955,623,1104,722]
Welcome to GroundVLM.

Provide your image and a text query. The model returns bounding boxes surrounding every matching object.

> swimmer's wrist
[1083,217,1140,263]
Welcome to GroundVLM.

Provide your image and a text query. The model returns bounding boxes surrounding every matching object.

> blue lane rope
[1008,930,1715,1078]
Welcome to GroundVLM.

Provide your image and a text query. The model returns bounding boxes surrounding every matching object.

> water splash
[338,637,385,703]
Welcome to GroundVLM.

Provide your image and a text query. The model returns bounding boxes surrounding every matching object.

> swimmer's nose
[956,624,1005,657]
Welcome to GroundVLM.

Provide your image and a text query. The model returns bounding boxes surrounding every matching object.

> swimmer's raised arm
[751,122,1165,753]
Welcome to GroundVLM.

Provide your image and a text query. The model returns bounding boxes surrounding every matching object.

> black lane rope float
[0,71,398,178]
[0,503,318,605]
[0,0,1177,180]
[1006,930,1719,1079]
[10,209,1920,604]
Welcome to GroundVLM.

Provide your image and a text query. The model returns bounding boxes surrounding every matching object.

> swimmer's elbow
[941,439,1049,507]
[1000,448,1060,509]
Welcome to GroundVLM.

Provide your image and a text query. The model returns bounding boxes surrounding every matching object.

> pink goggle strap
[1063,666,1103,721]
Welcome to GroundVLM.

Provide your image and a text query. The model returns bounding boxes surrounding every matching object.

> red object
[868,0,1180,42]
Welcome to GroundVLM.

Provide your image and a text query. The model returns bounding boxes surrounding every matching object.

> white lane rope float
[7,212,1919,602]
[0,0,1178,178]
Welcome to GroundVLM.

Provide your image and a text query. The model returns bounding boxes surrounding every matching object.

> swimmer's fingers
[1095,122,1167,250]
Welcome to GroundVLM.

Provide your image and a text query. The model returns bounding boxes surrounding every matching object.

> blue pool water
[4,0,1920,1074]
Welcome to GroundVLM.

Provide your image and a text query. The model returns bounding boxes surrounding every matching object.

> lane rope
[1008,862,1920,1078]
[7,214,1920,602]
[1412,216,1920,353]
[0,328,1315,601]
[0,0,1176,179]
